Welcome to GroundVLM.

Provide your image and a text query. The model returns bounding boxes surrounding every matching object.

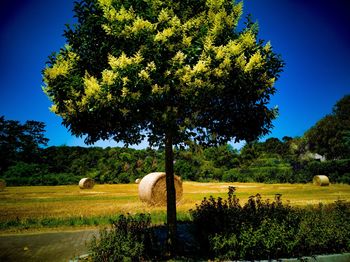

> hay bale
[135,178,141,184]
[138,172,183,206]
[79,178,95,189]
[313,175,330,186]
[0,179,6,191]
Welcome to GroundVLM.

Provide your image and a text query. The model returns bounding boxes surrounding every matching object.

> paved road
[1,228,350,262]
[0,229,98,262]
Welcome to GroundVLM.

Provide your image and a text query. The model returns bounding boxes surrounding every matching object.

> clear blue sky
[1,0,349,149]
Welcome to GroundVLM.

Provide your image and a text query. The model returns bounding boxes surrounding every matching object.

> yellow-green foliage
[43,47,79,81]
[42,0,280,142]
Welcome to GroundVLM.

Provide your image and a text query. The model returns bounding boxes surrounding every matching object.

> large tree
[305,95,350,160]
[43,0,283,252]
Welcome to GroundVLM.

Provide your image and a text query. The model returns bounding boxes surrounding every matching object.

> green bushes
[190,188,350,260]
[2,162,81,186]
[222,158,350,184]
[296,201,350,255]
[223,167,294,183]
[209,218,298,260]
[303,159,350,183]
[89,193,350,261]
[2,144,350,186]
[87,191,350,261]
[88,214,155,262]
[174,159,201,181]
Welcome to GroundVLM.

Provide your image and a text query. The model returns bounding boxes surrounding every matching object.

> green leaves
[88,213,154,261]
[43,0,284,147]
[192,189,350,260]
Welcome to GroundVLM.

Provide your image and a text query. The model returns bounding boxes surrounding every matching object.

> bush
[116,172,131,183]
[190,188,350,260]
[304,159,350,184]
[295,201,350,256]
[223,166,293,183]
[2,162,48,185]
[174,159,201,181]
[88,214,155,261]
[339,173,350,184]
[210,218,298,260]
[1,161,83,186]
[84,190,350,261]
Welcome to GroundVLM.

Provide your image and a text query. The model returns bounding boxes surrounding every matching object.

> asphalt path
[0,229,98,262]
[1,228,350,262]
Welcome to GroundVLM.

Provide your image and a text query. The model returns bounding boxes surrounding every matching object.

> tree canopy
[43,0,283,147]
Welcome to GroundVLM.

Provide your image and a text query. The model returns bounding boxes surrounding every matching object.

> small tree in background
[43,0,283,253]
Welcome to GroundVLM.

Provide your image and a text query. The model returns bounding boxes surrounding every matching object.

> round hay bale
[0,179,6,191]
[138,172,183,206]
[135,178,141,184]
[313,175,330,186]
[79,178,95,189]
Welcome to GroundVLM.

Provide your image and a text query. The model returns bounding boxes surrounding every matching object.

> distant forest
[1,137,349,186]
[1,95,349,186]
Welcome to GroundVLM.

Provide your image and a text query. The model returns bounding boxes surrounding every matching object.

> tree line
[1,95,349,186]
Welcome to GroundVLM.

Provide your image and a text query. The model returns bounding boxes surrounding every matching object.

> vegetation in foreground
[87,189,350,261]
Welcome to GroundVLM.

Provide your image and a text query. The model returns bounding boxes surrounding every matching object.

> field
[1,182,350,232]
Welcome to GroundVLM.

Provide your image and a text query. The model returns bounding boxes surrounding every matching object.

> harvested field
[0,182,349,230]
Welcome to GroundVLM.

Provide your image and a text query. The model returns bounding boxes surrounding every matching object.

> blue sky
[0,0,349,149]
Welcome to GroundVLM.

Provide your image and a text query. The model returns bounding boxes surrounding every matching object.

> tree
[0,116,49,173]
[203,145,239,169]
[43,0,283,253]
[305,95,350,160]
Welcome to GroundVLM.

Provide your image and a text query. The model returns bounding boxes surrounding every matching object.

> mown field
[1,182,350,232]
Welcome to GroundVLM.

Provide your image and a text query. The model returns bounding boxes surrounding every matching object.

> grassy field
[1,182,350,232]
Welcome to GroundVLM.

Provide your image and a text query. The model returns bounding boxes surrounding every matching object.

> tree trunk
[165,131,177,256]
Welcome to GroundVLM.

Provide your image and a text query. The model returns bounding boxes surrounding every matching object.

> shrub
[190,187,295,257]
[88,214,155,262]
[339,173,350,184]
[116,172,131,183]
[304,159,350,184]
[223,162,294,183]
[2,162,49,185]
[191,188,350,260]
[223,169,255,182]
[174,159,201,181]
[84,191,350,261]
[295,201,350,256]
[210,218,298,260]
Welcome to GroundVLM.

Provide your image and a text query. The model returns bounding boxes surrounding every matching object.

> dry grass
[0,182,349,225]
